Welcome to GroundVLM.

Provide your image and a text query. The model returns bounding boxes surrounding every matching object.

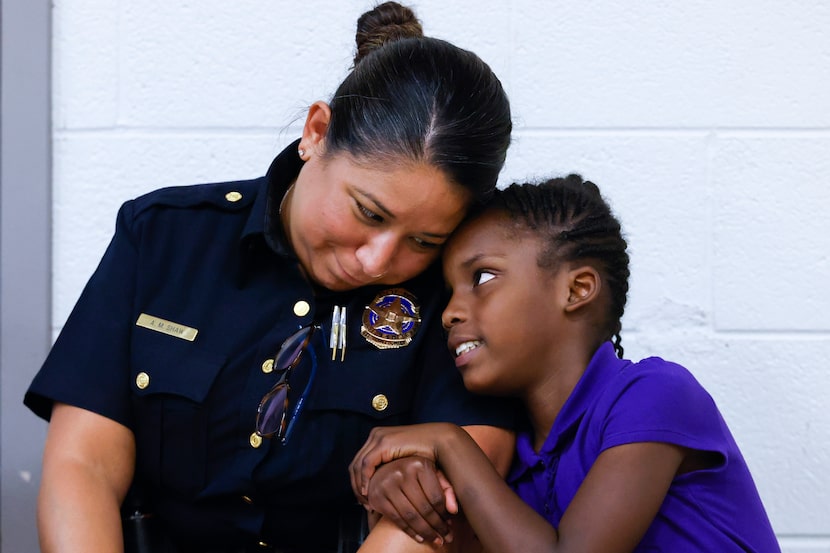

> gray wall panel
[1,1,51,551]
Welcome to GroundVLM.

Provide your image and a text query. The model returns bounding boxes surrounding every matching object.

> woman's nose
[355,233,397,278]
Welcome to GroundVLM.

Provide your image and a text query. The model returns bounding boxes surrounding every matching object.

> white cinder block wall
[52,1,830,550]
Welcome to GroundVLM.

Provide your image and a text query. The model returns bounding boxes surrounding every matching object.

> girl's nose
[441,293,466,330]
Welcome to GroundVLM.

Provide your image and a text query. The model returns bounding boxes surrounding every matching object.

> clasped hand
[349,423,461,545]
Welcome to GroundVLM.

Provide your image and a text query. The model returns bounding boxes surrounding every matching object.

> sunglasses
[256,325,319,444]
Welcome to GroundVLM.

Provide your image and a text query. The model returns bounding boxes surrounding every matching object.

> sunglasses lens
[275,326,314,370]
[256,325,316,438]
[257,382,289,437]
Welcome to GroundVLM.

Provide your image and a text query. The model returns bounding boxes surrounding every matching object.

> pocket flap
[131,332,227,403]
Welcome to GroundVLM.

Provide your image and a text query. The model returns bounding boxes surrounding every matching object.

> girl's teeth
[455,341,481,357]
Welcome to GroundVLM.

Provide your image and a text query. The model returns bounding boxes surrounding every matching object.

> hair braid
[490,175,630,358]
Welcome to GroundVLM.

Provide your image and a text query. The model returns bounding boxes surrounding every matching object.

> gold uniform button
[372,394,389,412]
[261,358,274,374]
[293,300,311,317]
[225,191,243,202]
[241,495,254,505]
[257,542,270,549]
[136,372,150,390]
[249,432,263,449]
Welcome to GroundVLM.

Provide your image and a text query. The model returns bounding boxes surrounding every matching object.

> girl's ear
[299,101,332,157]
[564,265,601,313]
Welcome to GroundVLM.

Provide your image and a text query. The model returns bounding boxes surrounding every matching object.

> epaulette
[130,176,263,217]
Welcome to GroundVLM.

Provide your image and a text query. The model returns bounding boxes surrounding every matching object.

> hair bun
[354,1,423,65]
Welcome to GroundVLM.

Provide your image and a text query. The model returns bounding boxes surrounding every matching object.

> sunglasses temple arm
[281,346,318,444]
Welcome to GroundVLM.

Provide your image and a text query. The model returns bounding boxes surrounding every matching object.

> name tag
[136,313,198,342]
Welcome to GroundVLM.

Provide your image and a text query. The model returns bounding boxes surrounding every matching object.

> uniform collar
[240,138,303,256]
[236,139,304,287]
[264,138,305,257]
[508,342,628,482]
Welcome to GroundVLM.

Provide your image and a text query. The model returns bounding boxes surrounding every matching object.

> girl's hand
[351,423,454,497]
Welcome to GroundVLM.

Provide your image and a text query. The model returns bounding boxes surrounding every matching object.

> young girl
[351,175,781,552]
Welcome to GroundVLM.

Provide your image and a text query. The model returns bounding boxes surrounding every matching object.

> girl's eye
[474,270,495,286]
[356,200,383,223]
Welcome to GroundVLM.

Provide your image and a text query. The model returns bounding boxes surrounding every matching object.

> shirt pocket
[305,340,417,423]
[130,331,227,497]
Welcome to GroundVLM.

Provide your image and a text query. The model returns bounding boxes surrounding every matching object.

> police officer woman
[25,3,514,552]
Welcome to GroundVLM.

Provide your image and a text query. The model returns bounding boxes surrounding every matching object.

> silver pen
[330,305,341,361]
[338,306,347,362]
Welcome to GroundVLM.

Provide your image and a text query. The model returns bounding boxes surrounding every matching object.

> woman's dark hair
[324,1,512,203]
[491,175,631,358]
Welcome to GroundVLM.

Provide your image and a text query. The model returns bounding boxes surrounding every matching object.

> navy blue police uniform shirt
[25,140,517,552]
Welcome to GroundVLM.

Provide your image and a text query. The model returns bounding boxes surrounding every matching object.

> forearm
[38,404,135,553]
[459,424,514,477]
[38,459,128,553]
[359,515,484,553]
[358,517,433,553]
[437,429,558,553]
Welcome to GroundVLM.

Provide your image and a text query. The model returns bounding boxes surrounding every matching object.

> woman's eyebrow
[354,187,395,219]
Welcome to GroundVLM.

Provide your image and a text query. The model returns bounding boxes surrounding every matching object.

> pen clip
[338,306,347,362]
[330,306,340,361]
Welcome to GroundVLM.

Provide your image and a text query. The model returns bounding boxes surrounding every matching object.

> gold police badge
[361,288,422,349]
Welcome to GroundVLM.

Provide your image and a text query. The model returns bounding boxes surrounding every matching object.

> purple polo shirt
[507,342,780,552]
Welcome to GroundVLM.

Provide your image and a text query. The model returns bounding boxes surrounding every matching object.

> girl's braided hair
[490,175,630,357]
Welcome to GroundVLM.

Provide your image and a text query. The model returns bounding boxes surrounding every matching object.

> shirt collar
[240,138,303,257]
[509,342,628,482]
[236,139,303,287]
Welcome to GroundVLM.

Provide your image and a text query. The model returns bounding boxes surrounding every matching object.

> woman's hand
[363,457,458,544]
[350,423,464,544]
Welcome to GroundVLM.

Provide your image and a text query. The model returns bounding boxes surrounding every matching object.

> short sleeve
[598,360,729,458]
[24,200,139,427]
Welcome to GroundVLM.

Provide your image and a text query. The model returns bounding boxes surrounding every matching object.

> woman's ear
[299,101,332,158]
[564,265,601,313]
